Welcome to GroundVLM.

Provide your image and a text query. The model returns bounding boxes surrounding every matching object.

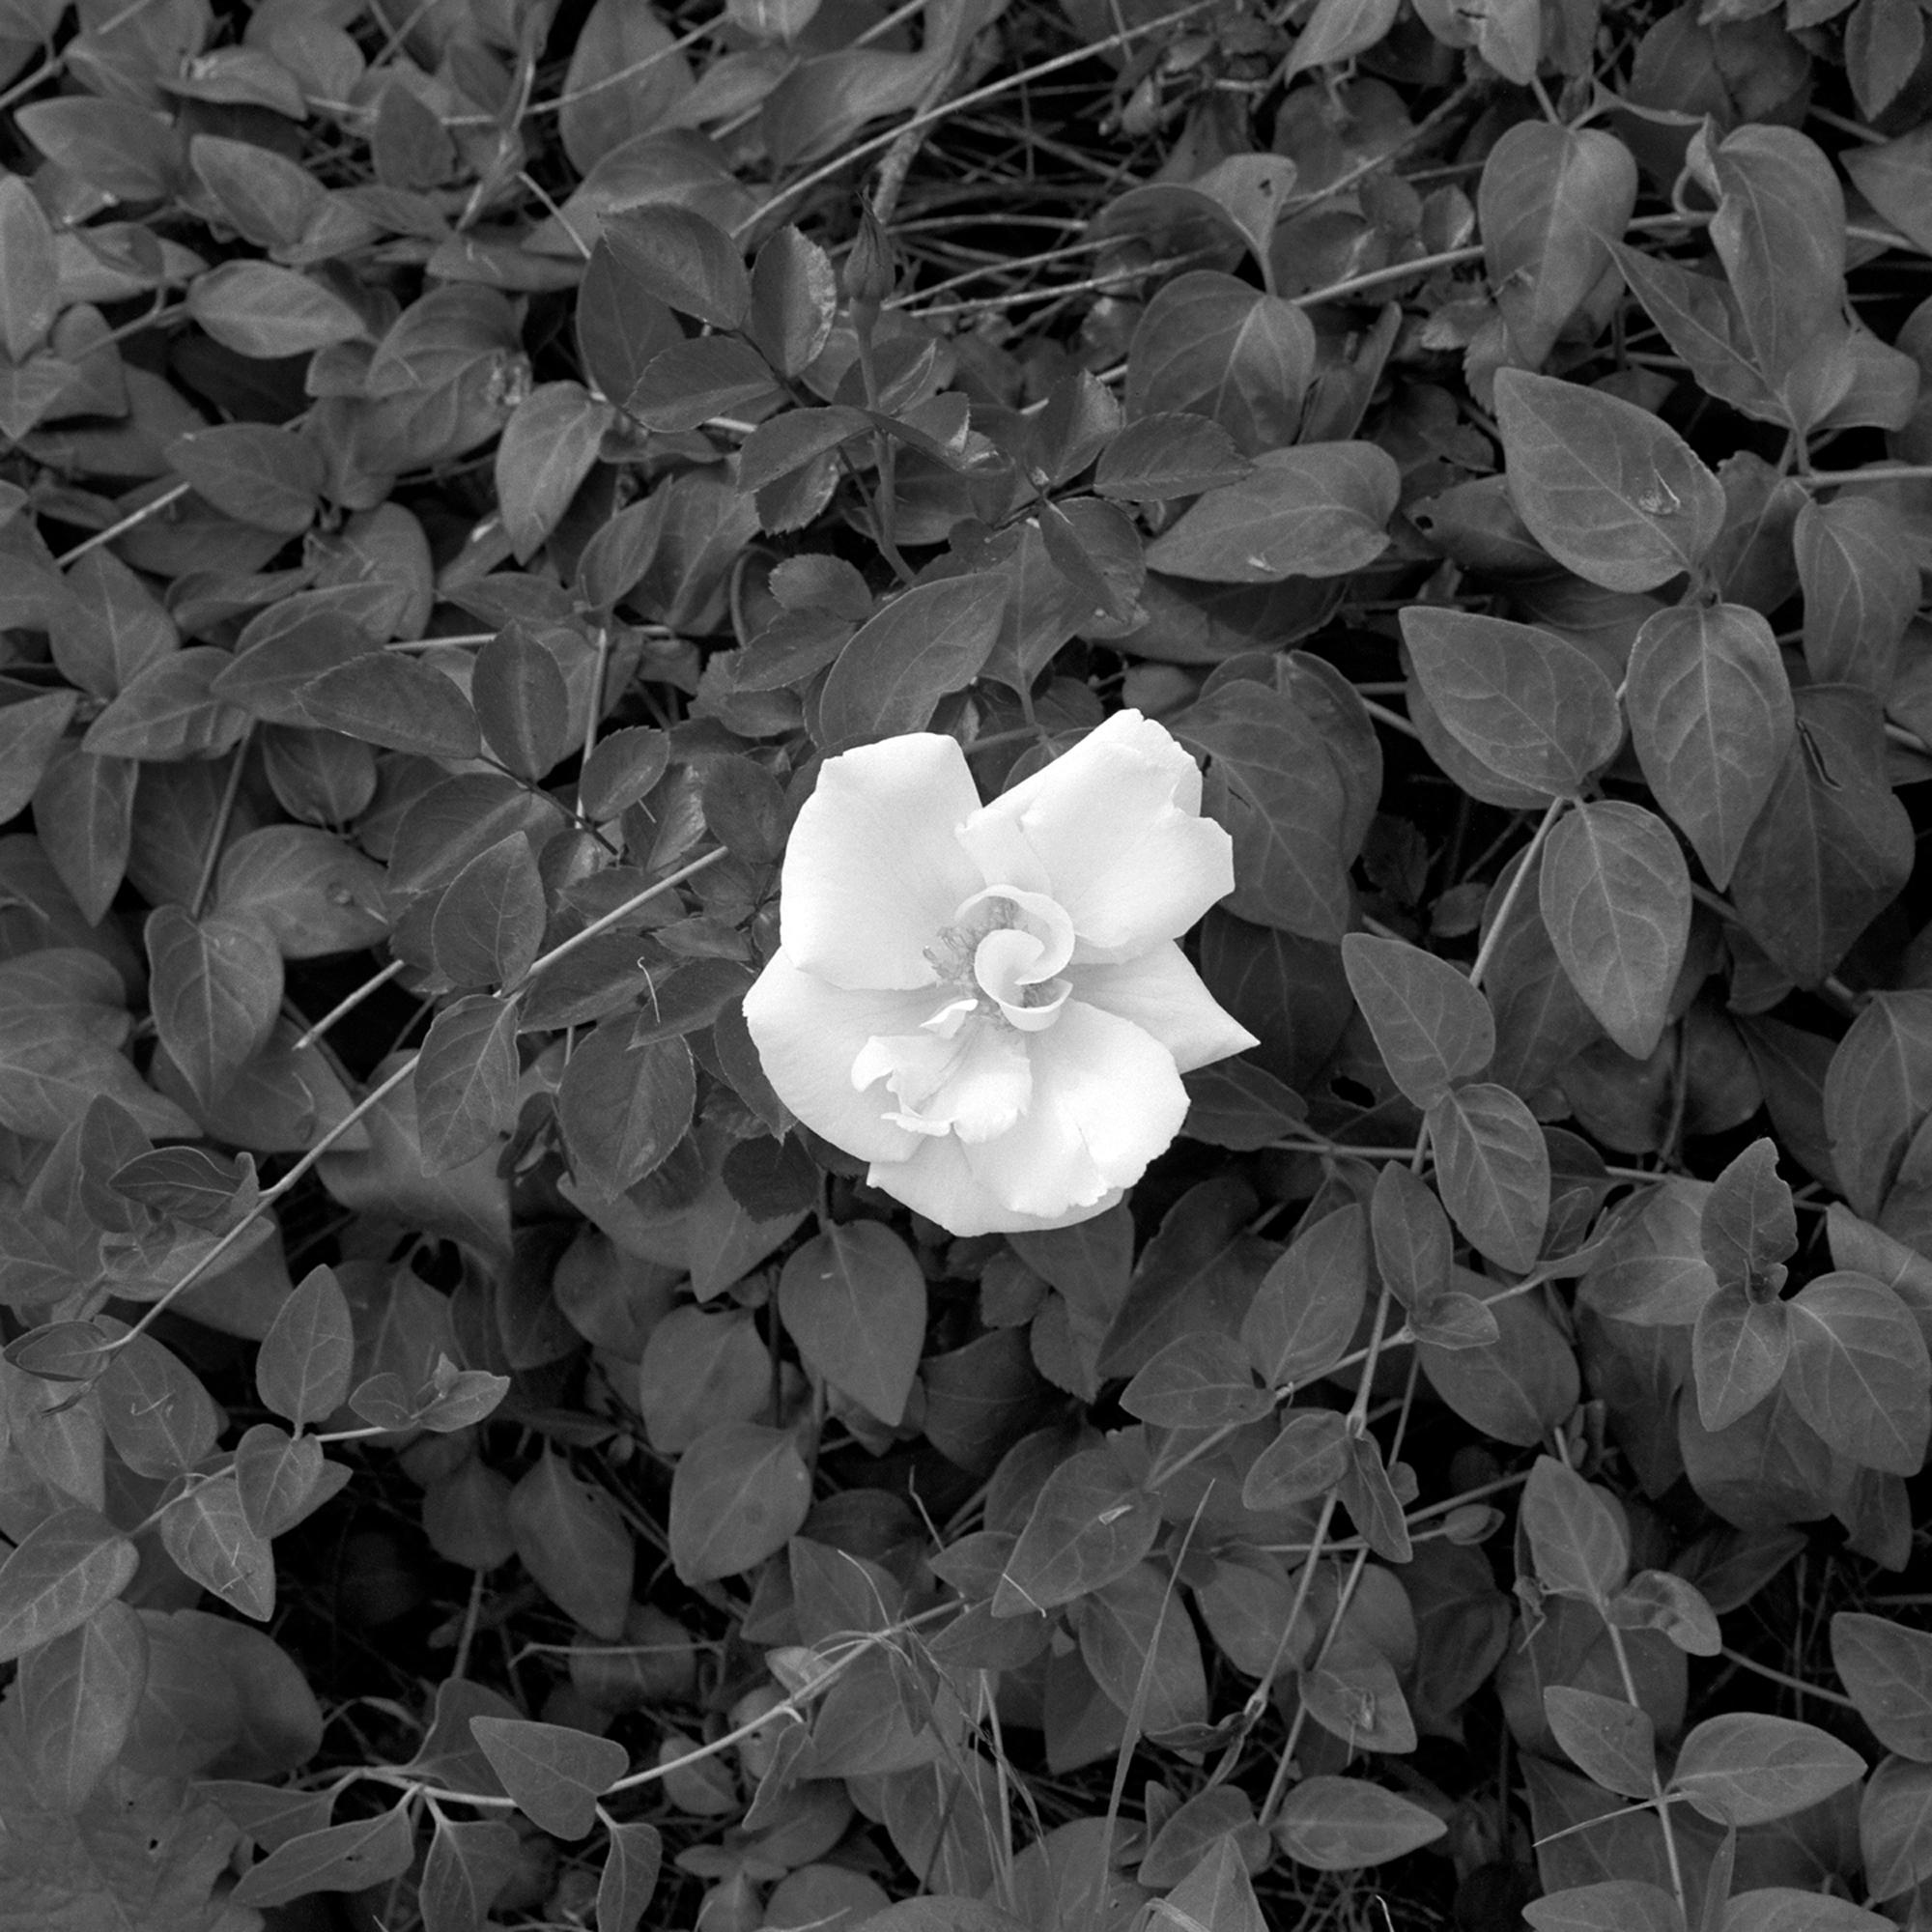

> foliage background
[3,0,1932,1927]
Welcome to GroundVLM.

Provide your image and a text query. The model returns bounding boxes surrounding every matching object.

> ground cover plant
[7,0,1932,1927]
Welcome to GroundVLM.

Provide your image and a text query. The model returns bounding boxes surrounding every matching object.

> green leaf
[816,572,1008,749]
[235,1425,339,1538]
[96,1332,220,1478]
[15,97,177,202]
[1400,609,1621,798]
[1543,1686,1657,1801]
[558,0,696,171]
[145,905,283,1108]
[1522,1881,1686,1932]
[1539,801,1690,1061]
[430,832,546,991]
[597,1818,665,1932]
[0,691,78,825]
[1241,1407,1349,1509]
[1172,680,1355,940]
[296,649,482,760]
[746,226,838,380]
[1825,991,1932,1221]
[778,1221,927,1428]
[1370,1161,1454,1310]
[17,1599,146,1812]
[556,1025,695,1201]
[497,383,615,559]
[256,1264,355,1427]
[414,995,520,1173]
[187,262,367,358]
[1668,1711,1863,1826]
[1094,412,1253,502]
[1272,1776,1447,1869]
[32,743,134,924]
[1861,1753,1932,1898]
[1426,1081,1549,1272]
[507,1452,635,1638]
[1691,1279,1789,1431]
[1700,1138,1797,1293]
[469,1718,628,1840]
[1611,242,1780,423]
[1124,271,1313,454]
[1121,1329,1270,1431]
[1783,1271,1931,1474]
[991,1442,1160,1617]
[230,1800,416,1908]
[603,204,748,329]
[1794,495,1918,693]
[1690,125,1845,392]
[1728,685,1914,988]
[1342,932,1492,1107]
[159,1470,274,1619]
[1076,1559,1209,1737]
[1520,1453,1628,1606]
[1480,124,1638,367]
[167,424,323,536]
[420,1816,523,1932]
[0,172,58,362]
[0,1508,137,1663]
[668,1421,812,1584]
[1419,1293,1579,1447]
[51,546,179,701]
[213,824,389,960]
[81,647,249,760]
[1282,0,1400,76]
[1626,602,1791,892]
[1493,368,1725,590]
[629,334,781,432]
[1161,1837,1267,1932]
[1832,1611,1932,1760]
[1143,441,1398,582]
[1240,1200,1367,1387]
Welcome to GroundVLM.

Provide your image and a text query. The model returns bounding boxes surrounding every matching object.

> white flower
[742,710,1258,1236]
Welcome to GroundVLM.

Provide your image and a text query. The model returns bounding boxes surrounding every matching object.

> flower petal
[780,733,985,989]
[962,1001,1190,1219]
[867,1132,1125,1236]
[741,952,933,1162]
[957,710,1234,959]
[1070,942,1259,1072]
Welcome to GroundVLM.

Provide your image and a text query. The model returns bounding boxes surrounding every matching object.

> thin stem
[113,849,726,1350]
[189,732,253,921]
[294,958,409,1052]
[1469,796,1566,994]
[54,481,192,567]
[1717,1646,1860,1710]
[737,0,1221,236]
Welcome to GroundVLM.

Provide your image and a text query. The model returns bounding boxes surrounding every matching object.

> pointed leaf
[17,1598,146,1812]
[1784,1271,1932,1475]
[1520,1454,1628,1605]
[1494,368,1725,590]
[779,1221,927,1427]
[816,572,1008,749]
[1240,1201,1368,1388]
[1691,1280,1790,1431]
[1626,602,1792,890]
[1832,1611,1932,1761]
[256,1264,355,1427]
[145,905,283,1107]
[992,1443,1160,1617]
[1400,609,1621,798]
[414,995,520,1173]
[555,1026,696,1201]
[1543,1686,1657,1800]
[1700,1137,1797,1293]
[1143,441,1398,582]
[1426,1081,1549,1272]
[469,1718,628,1840]
[1272,1776,1447,1869]
[1539,801,1690,1060]
[1668,1711,1863,1826]
[430,833,546,990]
[668,1421,812,1584]
[296,651,482,761]
[1341,932,1492,1107]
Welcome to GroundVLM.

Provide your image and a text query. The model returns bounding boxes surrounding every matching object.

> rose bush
[743,710,1257,1234]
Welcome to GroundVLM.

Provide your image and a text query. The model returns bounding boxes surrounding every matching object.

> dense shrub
[2,0,1932,1928]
